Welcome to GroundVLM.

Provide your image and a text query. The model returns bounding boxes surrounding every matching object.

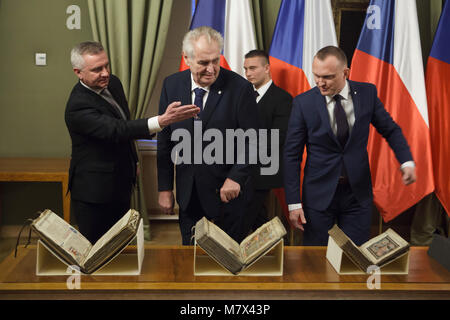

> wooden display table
[0,245,449,299]
[0,158,70,222]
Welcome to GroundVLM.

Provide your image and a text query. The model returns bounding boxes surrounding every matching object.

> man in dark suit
[243,50,292,232]
[65,41,199,243]
[284,46,416,246]
[157,27,258,245]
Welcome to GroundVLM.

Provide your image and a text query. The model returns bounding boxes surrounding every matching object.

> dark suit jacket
[254,82,292,190]
[65,74,154,204]
[157,68,258,220]
[284,80,413,211]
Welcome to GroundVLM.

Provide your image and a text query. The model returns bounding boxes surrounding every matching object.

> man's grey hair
[182,26,224,59]
[70,41,105,69]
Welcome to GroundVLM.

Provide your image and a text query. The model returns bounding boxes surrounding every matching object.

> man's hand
[289,208,307,231]
[158,102,200,128]
[401,166,416,185]
[220,178,241,203]
[158,190,175,215]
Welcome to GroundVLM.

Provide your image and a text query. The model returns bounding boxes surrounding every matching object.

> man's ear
[73,68,82,80]
[182,52,191,67]
[343,67,350,79]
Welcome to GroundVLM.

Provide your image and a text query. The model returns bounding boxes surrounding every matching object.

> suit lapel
[257,83,274,106]
[108,86,130,120]
[77,82,126,120]
[180,71,194,133]
[347,81,362,145]
[181,70,192,106]
[201,69,225,126]
[348,80,361,126]
[314,88,340,145]
[105,80,138,165]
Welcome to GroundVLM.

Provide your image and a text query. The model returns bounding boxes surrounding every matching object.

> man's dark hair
[245,49,270,64]
[315,46,348,67]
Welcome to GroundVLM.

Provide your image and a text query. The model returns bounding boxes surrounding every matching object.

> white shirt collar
[190,74,210,93]
[80,80,103,95]
[255,79,272,98]
[325,80,350,104]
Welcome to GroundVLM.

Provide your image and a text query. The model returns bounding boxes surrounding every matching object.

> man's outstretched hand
[158,101,200,128]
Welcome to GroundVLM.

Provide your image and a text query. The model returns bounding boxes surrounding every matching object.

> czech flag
[268,0,337,224]
[179,0,257,77]
[268,0,337,97]
[350,0,434,222]
[426,1,450,217]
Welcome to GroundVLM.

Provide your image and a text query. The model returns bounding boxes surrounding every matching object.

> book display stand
[193,239,284,276]
[326,236,409,275]
[427,234,450,271]
[36,219,145,276]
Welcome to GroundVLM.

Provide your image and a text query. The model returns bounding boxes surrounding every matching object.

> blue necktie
[333,94,349,148]
[194,88,206,118]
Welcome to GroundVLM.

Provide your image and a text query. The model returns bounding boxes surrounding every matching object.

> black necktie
[333,94,349,148]
[254,90,259,99]
[194,88,206,118]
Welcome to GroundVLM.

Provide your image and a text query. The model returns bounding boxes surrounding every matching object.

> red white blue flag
[268,0,337,98]
[426,1,450,217]
[179,0,257,76]
[350,0,434,222]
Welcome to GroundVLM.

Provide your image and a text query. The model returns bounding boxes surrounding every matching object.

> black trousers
[303,181,372,246]
[178,186,207,245]
[71,199,130,243]
[242,189,270,234]
[179,183,246,245]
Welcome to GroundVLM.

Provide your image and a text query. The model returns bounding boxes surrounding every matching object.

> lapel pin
[218,90,222,95]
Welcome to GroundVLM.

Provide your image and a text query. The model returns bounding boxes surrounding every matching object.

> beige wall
[0,0,93,224]
[0,0,93,158]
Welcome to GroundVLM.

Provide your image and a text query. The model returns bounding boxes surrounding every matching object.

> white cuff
[147,116,162,133]
[288,203,302,211]
[400,161,415,169]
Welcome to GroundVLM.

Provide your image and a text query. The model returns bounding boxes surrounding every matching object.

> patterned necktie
[333,94,349,148]
[194,88,206,118]
[101,88,127,119]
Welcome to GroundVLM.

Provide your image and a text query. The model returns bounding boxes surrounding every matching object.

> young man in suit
[284,46,416,246]
[243,50,292,232]
[65,41,199,243]
[157,27,259,245]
